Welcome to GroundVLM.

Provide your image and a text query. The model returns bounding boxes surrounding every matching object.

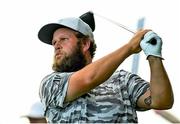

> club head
[80,11,95,32]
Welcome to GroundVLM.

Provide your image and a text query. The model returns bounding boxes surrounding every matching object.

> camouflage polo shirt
[39,70,150,123]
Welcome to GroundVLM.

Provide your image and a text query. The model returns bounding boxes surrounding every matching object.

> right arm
[65,29,150,102]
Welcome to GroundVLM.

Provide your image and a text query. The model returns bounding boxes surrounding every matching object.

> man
[38,12,174,123]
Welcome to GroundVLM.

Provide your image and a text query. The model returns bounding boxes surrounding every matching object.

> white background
[0,0,179,123]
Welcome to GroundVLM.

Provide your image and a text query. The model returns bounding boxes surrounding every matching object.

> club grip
[149,38,157,45]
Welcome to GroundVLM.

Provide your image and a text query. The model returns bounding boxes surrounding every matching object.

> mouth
[56,53,63,59]
[55,51,63,59]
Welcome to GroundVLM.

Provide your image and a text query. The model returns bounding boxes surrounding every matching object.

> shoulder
[39,72,73,96]
[39,72,74,107]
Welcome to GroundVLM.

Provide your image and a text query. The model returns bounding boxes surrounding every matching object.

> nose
[54,41,62,50]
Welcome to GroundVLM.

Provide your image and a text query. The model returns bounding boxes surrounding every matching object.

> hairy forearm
[148,56,174,109]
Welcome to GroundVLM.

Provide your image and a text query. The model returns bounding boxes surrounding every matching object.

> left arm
[137,56,174,109]
[137,31,174,110]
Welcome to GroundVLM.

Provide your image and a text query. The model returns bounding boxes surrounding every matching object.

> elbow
[166,97,174,109]
[152,103,173,110]
[161,101,174,110]
[152,88,174,110]
[164,93,174,109]
[152,97,174,110]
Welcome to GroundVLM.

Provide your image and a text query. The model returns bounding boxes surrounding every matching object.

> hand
[128,29,150,54]
[140,31,164,59]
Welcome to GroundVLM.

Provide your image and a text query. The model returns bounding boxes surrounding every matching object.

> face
[52,28,87,72]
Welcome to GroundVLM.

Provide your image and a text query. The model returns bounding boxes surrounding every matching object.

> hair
[75,32,97,58]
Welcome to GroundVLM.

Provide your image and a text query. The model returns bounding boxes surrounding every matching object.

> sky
[0,0,180,123]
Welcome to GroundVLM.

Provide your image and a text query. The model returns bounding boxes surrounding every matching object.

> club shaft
[94,13,135,34]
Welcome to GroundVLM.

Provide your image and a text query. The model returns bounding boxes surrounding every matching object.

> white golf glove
[140,31,164,59]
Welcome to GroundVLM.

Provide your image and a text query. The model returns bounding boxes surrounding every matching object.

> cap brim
[38,23,64,45]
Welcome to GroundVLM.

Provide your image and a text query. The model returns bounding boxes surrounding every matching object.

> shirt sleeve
[124,70,150,111]
[39,72,73,110]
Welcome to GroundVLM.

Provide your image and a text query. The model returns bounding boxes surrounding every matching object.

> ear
[82,40,91,53]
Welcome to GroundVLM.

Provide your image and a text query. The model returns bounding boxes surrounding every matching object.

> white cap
[38,17,94,45]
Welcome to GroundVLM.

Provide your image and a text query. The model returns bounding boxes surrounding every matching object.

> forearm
[81,43,132,88]
[148,56,174,109]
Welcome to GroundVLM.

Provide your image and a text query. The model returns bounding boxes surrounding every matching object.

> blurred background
[0,0,179,123]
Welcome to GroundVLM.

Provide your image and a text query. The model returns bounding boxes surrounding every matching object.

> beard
[52,42,87,72]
